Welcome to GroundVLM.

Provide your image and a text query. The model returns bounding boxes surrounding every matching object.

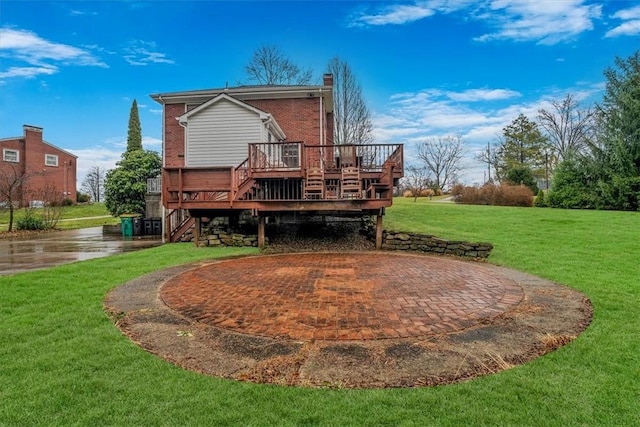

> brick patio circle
[160,252,524,341]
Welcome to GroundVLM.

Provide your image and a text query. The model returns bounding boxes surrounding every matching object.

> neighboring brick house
[0,125,77,207]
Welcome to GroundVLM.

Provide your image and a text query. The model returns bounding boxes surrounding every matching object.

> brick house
[0,125,77,207]
[150,74,403,247]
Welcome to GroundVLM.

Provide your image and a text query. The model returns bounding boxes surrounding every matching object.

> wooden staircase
[367,161,395,199]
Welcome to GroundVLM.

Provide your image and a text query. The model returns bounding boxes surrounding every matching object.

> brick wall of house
[1,126,77,206]
[247,96,333,168]
[162,96,333,168]
[163,103,186,168]
[247,97,324,145]
[0,138,26,174]
[23,126,77,203]
[0,137,26,206]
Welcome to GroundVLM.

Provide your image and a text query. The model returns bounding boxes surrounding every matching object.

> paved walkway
[0,226,161,276]
[161,253,524,341]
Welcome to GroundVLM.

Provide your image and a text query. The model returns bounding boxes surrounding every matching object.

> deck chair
[337,145,356,168]
[341,167,362,199]
[304,167,325,199]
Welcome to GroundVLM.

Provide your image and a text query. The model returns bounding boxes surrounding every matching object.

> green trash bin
[120,216,134,237]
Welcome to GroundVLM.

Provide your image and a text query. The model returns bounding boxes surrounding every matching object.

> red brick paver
[161,253,524,341]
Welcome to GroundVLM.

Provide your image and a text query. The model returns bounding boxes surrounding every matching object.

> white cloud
[447,88,521,102]
[474,0,602,45]
[123,40,174,66]
[611,4,640,20]
[605,5,640,37]
[0,65,58,79]
[348,0,476,27]
[142,136,162,149]
[349,3,436,27]
[69,9,98,16]
[372,85,590,184]
[0,27,107,81]
[347,1,601,44]
[70,135,162,187]
[70,146,122,188]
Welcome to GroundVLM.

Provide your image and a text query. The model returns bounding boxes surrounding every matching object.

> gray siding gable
[179,94,285,168]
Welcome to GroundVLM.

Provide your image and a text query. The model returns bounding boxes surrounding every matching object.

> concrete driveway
[0,227,162,276]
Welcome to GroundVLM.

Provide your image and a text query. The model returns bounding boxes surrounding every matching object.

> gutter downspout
[158,95,166,243]
[319,89,324,164]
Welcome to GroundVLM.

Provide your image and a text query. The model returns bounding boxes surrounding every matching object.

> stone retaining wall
[191,216,262,247]
[380,231,493,259]
[180,215,493,258]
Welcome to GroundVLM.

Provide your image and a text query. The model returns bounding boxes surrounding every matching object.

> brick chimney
[23,125,43,143]
[323,73,333,87]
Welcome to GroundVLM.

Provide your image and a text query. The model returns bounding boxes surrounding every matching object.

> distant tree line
[471,50,639,210]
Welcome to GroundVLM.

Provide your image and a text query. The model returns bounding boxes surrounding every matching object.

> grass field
[1,199,638,426]
[0,203,119,232]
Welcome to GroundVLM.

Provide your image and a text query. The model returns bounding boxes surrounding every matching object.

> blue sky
[1,1,638,186]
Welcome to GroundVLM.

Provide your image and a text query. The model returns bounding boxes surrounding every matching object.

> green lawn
[1,200,638,426]
[0,203,119,232]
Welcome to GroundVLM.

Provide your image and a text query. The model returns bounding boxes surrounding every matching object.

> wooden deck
[161,143,403,246]
[163,143,403,210]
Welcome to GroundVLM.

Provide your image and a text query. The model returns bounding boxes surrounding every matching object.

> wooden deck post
[376,209,384,249]
[194,216,201,247]
[258,215,266,249]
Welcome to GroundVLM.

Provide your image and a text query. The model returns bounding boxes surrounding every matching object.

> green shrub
[506,165,538,194]
[77,192,91,203]
[16,214,49,231]
[547,157,598,209]
[535,190,547,207]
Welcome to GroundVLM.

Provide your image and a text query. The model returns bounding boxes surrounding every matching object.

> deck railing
[147,176,161,194]
[249,141,303,171]
[308,143,404,172]
[233,158,249,199]
[162,142,403,204]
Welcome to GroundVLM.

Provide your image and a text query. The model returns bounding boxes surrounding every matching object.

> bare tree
[538,94,595,162]
[18,184,66,231]
[417,135,466,192]
[40,184,65,229]
[81,165,106,202]
[401,165,432,201]
[327,57,374,145]
[244,45,312,85]
[476,140,499,183]
[0,163,29,232]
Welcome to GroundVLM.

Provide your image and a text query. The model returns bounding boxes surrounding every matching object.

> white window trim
[3,148,19,163]
[45,154,59,167]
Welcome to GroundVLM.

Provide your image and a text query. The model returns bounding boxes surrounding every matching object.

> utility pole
[486,141,491,183]
[545,151,549,190]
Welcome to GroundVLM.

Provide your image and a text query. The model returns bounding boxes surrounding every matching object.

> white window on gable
[3,149,19,163]
[45,154,59,167]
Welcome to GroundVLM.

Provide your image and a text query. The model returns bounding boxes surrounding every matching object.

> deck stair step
[170,216,195,243]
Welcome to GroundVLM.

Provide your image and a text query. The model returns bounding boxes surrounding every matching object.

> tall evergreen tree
[597,51,640,179]
[594,50,640,210]
[548,51,640,210]
[495,114,548,181]
[127,99,143,153]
